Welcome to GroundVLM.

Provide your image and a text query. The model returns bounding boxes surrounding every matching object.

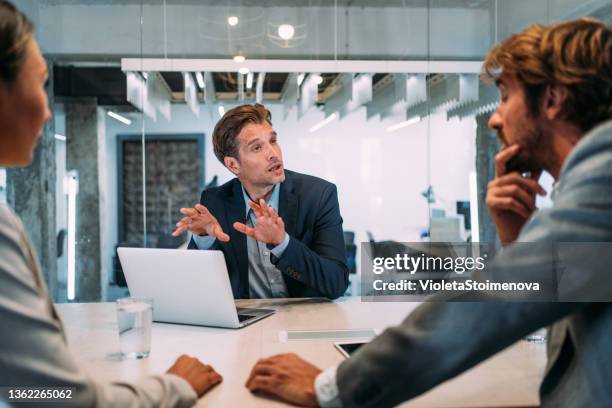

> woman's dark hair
[0,0,33,83]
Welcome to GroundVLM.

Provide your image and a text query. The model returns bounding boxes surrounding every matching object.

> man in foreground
[173,104,349,299]
[245,18,612,407]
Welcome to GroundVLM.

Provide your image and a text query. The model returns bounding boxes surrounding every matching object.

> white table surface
[55,298,545,408]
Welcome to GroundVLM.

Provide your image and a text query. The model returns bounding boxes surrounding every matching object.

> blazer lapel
[225,180,249,297]
[279,173,299,238]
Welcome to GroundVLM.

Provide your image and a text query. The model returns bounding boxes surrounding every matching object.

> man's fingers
[491,185,536,211]
[495,144,521,177]
[489,173,546,196]
[233,222,256,237]
[213,225,231,242]
[488,196,531,219]
[246,375,276,393]
[258,199,270,217]
[268,206,280,219]
[249,362,277,378]
[175,216,192,227]
[195,204,212,216]
[248,200,265,218]
[171,226,186,237]
[180,207,198,216]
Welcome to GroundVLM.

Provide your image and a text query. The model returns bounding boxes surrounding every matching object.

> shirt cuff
[192,233,216,249]
[315,365,342,408]
[270,233,290,258]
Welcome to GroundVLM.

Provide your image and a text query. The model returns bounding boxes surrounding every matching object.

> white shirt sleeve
[315,365,343,408]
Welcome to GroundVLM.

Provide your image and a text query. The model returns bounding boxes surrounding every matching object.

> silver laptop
[117,248,274,328]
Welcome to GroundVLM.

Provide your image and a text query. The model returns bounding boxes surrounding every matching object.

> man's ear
[543,85,568,121]
[224,156,240,176]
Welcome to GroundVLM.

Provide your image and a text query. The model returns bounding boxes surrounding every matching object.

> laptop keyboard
[238,314,255,322]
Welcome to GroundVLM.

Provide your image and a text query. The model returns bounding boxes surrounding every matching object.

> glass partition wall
[9,0,609,302]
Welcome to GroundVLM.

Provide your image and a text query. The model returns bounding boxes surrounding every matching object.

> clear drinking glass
[116,297,153,359]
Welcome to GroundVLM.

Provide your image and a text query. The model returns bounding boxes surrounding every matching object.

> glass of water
[116,297,153,359]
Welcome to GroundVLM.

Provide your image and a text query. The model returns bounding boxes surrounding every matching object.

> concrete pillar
[6,63,57,300]
[475,113,499,243]
[65,98,102,301]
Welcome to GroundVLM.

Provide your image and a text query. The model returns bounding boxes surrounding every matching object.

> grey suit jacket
[0,205,197,407]
[337,119,612,408]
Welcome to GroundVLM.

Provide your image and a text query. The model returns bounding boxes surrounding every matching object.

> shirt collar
[241,183,281,218]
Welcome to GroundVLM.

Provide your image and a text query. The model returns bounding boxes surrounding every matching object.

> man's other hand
[246,353,321,407]
[172,203,230,242]
[486,144,546,244]
[167,354,222,397]
[233,199,286,246]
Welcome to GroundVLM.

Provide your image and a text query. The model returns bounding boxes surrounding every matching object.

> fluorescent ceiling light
[297,73,305,87]
[310,113,337,133]
[195,72,205,89]
[233,55,246,63]
[312,74,323,85]
[218,105,225,117]
[386,117,420,132]
[238,67,250,75]
[227,16,239,26]
[54,133,66,141]
[64,171,78,301]
[246,72,254,89]
[278,24,295,40]
[107,111,132,125]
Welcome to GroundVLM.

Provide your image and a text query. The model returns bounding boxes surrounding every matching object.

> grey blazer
[337,119,612,408]
[0,205,197,407]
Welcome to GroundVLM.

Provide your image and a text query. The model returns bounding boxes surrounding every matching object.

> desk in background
[56,298,545,407]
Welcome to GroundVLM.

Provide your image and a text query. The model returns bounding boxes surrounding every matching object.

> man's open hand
[246,353,321,407]
[172,203,230,242]
[233,199,286,246]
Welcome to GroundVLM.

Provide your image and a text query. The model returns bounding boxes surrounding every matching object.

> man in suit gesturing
[173,104,348,300]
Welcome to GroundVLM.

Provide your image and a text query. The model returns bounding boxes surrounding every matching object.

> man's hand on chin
[246,353,321,407]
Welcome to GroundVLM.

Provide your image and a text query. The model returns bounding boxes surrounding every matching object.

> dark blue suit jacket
[188,170,349,299]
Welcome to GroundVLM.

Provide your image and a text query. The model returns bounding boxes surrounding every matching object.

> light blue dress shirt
[192,183,291,298]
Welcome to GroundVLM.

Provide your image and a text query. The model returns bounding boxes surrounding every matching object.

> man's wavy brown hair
[212,103,272,164]
[482,18,612,132]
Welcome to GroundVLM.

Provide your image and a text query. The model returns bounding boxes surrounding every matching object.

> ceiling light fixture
[278,24,295,40]
[310,113,337,133]
[218,105,226,117]
[246,72,254,89]
[195,72,205,89]
[54,133,66,141]
[238,67,250,75]
[386,116,420,132]
[233,55,246,63]
[312,74,323,85]
[107,111,132,125]
[227,16,239,26]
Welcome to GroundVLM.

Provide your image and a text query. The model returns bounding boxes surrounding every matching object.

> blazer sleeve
[0,206,197,408]
[271,183,349,299]
[336,300,582,408]
[336,124,612,407]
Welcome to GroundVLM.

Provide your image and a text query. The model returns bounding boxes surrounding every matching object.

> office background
[2,0,610,303]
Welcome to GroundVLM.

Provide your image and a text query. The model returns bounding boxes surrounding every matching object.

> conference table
[56,297,546,407]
